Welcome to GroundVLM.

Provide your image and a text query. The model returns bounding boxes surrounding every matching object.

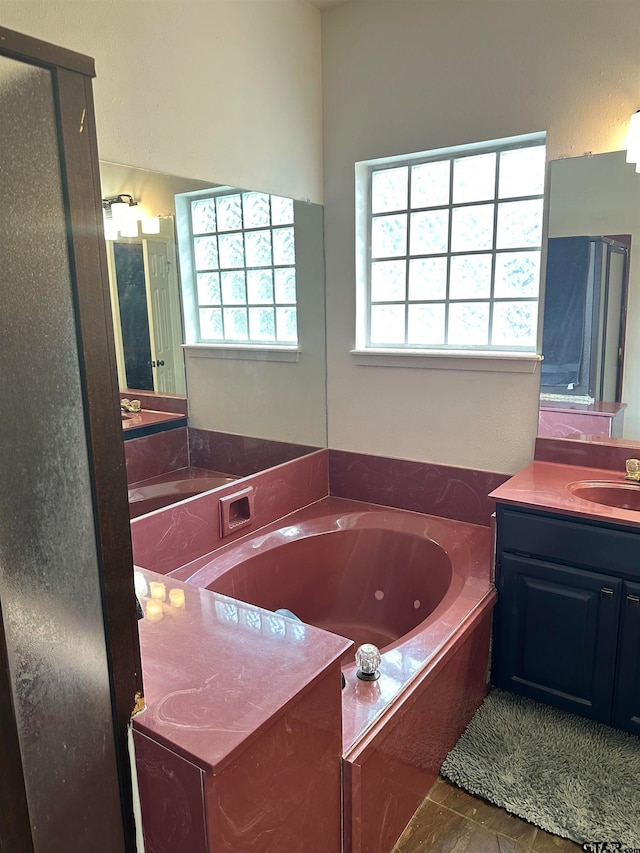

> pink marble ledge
[539,400,626,416]
[134,568,351,774]
[121,409,186,431]
[489,460,640,528]
[121,388,188,415]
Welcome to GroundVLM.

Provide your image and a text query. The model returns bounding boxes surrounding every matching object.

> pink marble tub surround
[124,426,189,484]
[535,435,640,471]
[489,459,640,528]
[538,400,626,439]
[127,467,240,519]
[175,496,495,853]
[329,449,508,527]
[189,427,320,478]
[343,605,493,853]
[129,449,329,576]
[134,568,350,852]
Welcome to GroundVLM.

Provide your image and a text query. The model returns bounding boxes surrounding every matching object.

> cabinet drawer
[499,508,640,579]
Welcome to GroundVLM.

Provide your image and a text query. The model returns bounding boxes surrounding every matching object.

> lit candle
[169,588,185,609]
[149,582,166,601]
[146,600,164,622]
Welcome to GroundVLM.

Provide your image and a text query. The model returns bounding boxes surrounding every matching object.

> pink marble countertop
[128,465,238,490]
[121,409,186,431]
[133,568,351,774]
[489,460,640,528]
[121,389,188,416]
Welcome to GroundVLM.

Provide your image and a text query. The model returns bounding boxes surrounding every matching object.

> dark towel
[541,236,591,387]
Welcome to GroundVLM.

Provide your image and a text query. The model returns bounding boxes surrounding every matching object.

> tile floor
[392,777,581,853]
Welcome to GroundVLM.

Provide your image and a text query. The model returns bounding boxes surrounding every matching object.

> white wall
[548,151,640,438]
[0,0,323,203]
[322,0,640,474]
[183,201,328,446]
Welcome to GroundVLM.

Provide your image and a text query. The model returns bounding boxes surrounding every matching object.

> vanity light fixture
[626,110,640,173]
[102,193,161,238]
[103,192,138,223]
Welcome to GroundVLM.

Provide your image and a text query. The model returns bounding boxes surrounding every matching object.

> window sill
[350,348,542,373]
[183,344,300,363]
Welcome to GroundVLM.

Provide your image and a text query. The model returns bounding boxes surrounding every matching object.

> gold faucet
[121,398,141,413]
[625,459,640,481]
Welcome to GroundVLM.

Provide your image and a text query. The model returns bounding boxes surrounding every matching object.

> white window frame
[177,186,300,361]
[354,133,547,372]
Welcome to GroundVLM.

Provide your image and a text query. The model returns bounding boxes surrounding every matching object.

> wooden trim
[605,234,632,402]
[54,66,143,850]
[0,25,95,76]
[0,605,33,852]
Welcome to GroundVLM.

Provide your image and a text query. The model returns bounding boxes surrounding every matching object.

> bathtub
[172,496,495,852]
[128,467,238,518]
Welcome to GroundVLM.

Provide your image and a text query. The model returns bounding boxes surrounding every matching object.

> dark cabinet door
[612,581,640,735]
[495,554,622,722]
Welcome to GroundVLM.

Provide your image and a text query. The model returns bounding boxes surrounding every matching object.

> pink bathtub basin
[173,497,493,741]
[186,524,451,659]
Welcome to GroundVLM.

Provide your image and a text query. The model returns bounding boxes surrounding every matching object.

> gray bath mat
[441,688,640,847]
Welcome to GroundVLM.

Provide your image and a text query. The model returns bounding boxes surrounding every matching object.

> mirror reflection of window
[183,189,299,346]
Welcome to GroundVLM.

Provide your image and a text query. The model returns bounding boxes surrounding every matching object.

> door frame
[0,25,143,851]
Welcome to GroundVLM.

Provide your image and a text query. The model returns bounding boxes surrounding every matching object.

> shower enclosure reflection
[539,151,640,440]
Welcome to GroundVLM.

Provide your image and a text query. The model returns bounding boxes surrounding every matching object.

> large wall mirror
[99,161,328,450]
[539,151,640,441]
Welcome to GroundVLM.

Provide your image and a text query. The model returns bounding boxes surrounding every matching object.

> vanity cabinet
[493,506,640,735]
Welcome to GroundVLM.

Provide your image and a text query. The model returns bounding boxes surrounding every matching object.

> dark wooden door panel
[497,554,621,722]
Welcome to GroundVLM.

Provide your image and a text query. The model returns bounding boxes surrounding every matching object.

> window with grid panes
[362,138,546,351]
[190,190,298,344]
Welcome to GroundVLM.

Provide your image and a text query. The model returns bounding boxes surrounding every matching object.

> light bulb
[110,201,131,224]
[119,218,139,238]
[141,216,160,234]
[626,111,640,165]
